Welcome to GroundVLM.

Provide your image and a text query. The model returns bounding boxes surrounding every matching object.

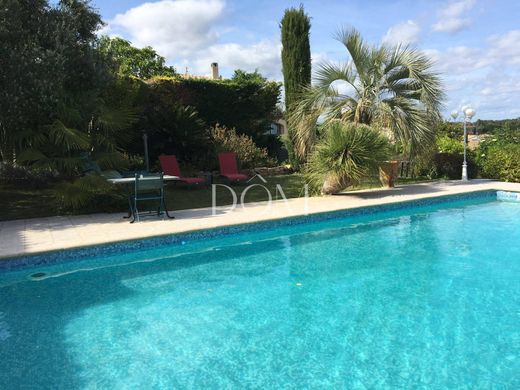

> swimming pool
[1,192,519,388]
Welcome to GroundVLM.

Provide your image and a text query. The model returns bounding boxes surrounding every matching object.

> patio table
[108,175,179,220]
[107,175,179,184]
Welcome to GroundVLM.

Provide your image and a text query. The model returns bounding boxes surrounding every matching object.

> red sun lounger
[159,155,205,185]
[218,152,249,182]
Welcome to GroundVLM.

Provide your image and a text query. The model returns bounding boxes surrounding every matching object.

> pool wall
[0,190,498,271]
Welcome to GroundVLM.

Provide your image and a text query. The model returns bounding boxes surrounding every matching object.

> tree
[280,5,312,165]
[306,121,390,194]
[0,0,138,175]
[0,0,62,162]
[231,69,266,84]
[290,28,443,161]
[98,36,177,79]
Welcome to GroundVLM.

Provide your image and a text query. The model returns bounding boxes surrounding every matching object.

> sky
[93,0,520,120]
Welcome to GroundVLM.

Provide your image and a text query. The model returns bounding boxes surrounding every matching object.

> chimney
[211,62,219,80]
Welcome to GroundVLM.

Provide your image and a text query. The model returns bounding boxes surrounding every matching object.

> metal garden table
[108,175,179,222]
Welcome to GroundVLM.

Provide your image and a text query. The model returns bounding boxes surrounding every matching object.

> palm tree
[306,121,390,194]
[290,28,444,161]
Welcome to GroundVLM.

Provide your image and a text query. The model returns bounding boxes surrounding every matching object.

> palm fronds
[290,28,444,161]
[305,121,390,194]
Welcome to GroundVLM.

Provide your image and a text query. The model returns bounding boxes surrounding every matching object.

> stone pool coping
[1,180,520,262]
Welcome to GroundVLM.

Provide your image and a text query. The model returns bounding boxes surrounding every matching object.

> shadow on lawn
[336,181,447,200]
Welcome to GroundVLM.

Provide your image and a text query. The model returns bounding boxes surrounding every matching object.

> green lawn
[0,174,433,221]
[0,174,307,221]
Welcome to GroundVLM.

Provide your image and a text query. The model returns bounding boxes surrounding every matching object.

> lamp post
[461,107,475,181]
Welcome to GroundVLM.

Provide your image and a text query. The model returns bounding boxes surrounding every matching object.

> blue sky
[95,0,520,119]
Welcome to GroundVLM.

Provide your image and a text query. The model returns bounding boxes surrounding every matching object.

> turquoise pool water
[1,197,520,388]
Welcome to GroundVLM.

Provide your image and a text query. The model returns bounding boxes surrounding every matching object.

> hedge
[146,77,281,140]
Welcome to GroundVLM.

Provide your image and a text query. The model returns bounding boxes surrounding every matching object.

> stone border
[0,189,497,271]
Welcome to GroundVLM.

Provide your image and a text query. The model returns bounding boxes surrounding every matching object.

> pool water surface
[1,196,519,388]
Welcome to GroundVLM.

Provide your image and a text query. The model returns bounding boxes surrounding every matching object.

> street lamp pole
[462,118,468,181]
[461,107,475,181]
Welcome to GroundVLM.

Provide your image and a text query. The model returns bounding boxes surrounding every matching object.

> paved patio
[1,180,520,259]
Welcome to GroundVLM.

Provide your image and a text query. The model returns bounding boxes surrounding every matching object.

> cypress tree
[280,5,311,166]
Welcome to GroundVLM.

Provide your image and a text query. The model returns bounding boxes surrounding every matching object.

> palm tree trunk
[321,174,351,195]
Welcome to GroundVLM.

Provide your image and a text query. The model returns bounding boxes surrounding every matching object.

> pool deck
[1,179,520,259]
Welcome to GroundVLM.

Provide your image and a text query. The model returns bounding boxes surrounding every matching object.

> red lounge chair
[159,155,205,185]
[218,152,249,182]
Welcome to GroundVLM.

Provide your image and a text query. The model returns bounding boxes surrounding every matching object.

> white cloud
[189,40,282,79]
[109,0,225,58]
[432,0,475,33]
[103,0,282,80]
[424,28,520,118]
[426,29,520,76]
[382,20,421,46]
[424,46,490,75]
[480,81,520,97]
[487,30,520,65]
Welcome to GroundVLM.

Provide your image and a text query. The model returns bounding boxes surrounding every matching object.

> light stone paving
[1,179,520,259]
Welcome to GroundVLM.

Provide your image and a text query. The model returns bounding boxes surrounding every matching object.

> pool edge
[0,189,499,271]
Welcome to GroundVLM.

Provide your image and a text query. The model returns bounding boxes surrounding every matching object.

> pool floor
[1,198,520,388]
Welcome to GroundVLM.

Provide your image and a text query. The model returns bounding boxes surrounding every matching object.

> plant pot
[379,160,399,188]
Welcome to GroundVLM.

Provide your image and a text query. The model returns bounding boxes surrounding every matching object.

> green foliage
[0,0,72,162]
[17,76,141,176]
[211,125,276,169]
[290,28,443,162]
[98,36,177,79]
[477,144,520,182]
[475,118,520,134]
[54,174,125,212]
[0,0,140,177]
[141,88,211,168]
[436,121,463,138]
[231,69,267,84]
[476,128,520,182]
[0,163,55,188]
[280,5,312,166]
[281,5,312,112]
[431,153,476,180]
[436,135,464,154]
[305,122,390,194]
[145,76,281,142]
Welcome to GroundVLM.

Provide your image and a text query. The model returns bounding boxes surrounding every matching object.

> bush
[146,76,281,141]
[210,125,276,169]
[412,135,474,179]
[475,127,520,182]
[436,135,464,154]
[430,153,477,179]
[477,143,520,182]
[305,122,390,194]
[54,174,125,213]
[0,163,56,188]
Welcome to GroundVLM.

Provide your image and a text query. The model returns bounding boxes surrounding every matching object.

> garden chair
[159,155,206,185]
[130,172,173,223]
[218,152,248,183]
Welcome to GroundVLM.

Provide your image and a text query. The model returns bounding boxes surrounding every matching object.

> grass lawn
[0,174,307,221]
[0,174,434,221]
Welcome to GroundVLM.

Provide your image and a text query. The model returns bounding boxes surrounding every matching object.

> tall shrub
[280,5,311,166]
[145,76,280,143]
[211,125,275,169]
